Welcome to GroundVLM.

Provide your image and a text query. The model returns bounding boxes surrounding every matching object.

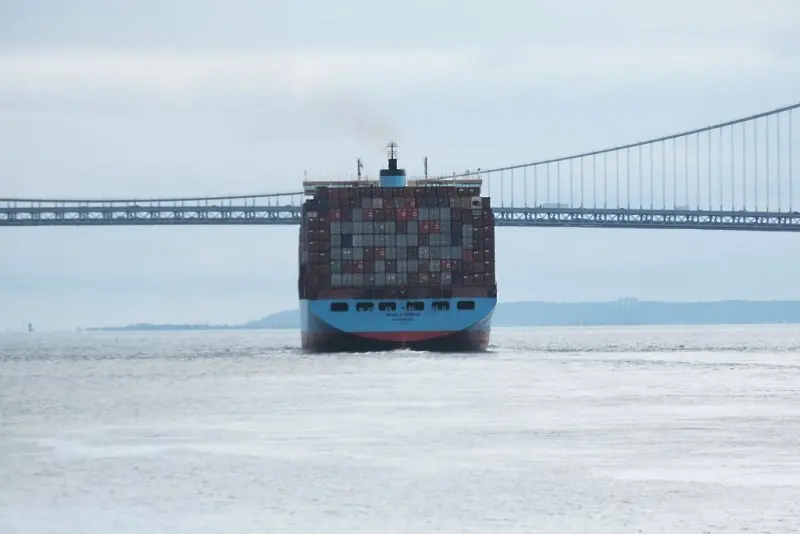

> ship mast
[387,141,398,170]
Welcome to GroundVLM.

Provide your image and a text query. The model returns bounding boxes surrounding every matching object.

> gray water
[1,325,799,533]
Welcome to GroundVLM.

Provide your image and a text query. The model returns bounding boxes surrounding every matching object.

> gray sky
[2,0,800,331]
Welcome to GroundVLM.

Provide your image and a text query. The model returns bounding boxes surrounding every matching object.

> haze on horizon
[2,0,800,331]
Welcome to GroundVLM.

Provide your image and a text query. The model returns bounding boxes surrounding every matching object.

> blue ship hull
[300,297,495,353]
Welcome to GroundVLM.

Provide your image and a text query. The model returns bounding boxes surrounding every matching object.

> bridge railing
[0,190,305,208]
[0,191,305,226]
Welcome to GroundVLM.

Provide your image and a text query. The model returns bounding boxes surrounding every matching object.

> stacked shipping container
[299,184,496,300]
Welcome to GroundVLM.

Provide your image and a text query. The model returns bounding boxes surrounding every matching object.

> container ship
[298,143,497,352]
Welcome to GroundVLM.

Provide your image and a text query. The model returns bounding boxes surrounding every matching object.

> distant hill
[242,309,300,329]
[492,299,800,326]
[87,299,800,331]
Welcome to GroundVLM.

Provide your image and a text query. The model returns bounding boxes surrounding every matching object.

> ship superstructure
[298,143,497,352]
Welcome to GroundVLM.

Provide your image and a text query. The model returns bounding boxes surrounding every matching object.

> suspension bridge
[2,101,799,232]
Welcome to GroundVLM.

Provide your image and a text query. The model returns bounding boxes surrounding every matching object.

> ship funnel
[379,141,407,187]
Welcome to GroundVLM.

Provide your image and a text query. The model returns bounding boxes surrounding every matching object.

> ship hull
[300,298,495,353]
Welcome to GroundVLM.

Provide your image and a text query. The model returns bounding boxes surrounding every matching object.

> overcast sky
[2,0,800,331]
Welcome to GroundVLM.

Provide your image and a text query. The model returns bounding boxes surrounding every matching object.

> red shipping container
[463,250,475,262]
[432,222,441,233]
[411,209,419,219]
[420,221,431,234]
[364,209,375,221]
[397,209,408,221]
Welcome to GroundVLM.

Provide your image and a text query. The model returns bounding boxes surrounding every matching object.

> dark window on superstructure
[356,302,374,312]
[378,302,396,312]
[330,302,349,312]
[432,301,450,311]
[406,301,424,311]
[456,300,475,310]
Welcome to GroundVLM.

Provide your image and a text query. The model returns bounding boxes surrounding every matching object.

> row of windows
[330,300,475,312]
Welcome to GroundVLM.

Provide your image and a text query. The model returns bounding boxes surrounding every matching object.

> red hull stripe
[352,331,455,342]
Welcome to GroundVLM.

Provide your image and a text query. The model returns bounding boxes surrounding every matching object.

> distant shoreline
[85,299,800,332]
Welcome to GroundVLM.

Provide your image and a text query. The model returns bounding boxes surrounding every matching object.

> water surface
[1,325,799,533]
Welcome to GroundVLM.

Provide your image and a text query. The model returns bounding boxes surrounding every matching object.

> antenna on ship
[357,158,363,181]
[424,156,428,179]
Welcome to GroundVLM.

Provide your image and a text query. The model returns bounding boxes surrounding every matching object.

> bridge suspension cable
[440,101,800,178]
[468,101,800,215]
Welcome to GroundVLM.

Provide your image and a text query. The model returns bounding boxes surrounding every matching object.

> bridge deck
[2,199,800,231]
